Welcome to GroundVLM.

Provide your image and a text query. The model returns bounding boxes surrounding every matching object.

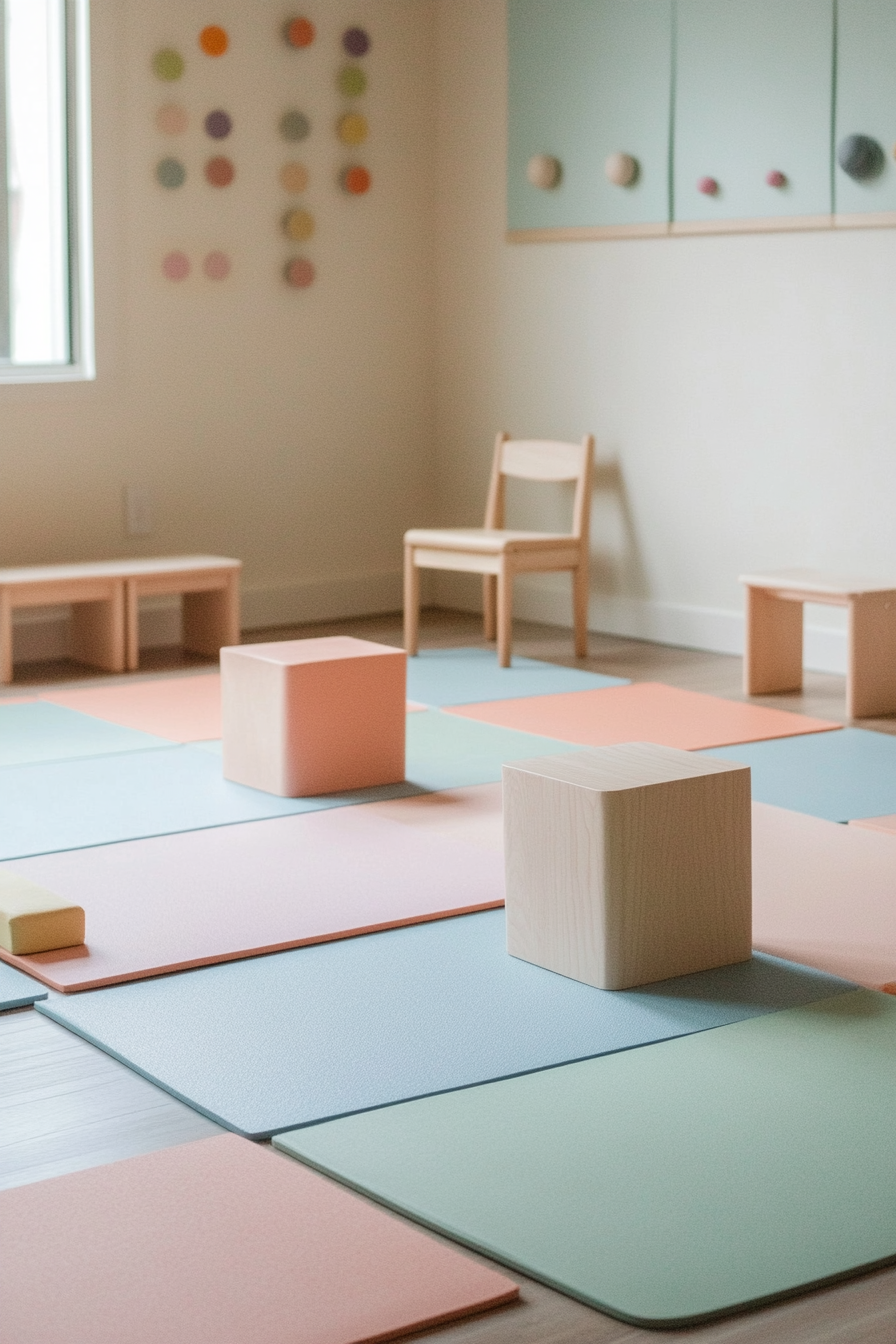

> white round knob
[526,154,561,190]
[604,152,638,187]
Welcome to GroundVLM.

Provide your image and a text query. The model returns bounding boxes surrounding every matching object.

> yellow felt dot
[282,208,315,241]
[337,113,368,146]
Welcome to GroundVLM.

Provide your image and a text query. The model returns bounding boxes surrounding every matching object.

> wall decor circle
[204,109,233,139]
[283,208,315,241]
[337,65,367,97]
[156,157,186,189]
[280,110,311,142]
[284,17,315,48]
[765,169,787,189]
[203,250,231,280]
[156,103,189,135]
[837,134,885,181]
[342,27,370,57]
[285,257,315,288]
[280,162,309,193]
[199,25,229,56]
[205,156,235,187]
[162,250,190,280]
[342,165,371,195]
[604,151,638,187]
[526,154,561,190]
[697,175,719,196]
[337,113,368,146]
[153,49,184,81]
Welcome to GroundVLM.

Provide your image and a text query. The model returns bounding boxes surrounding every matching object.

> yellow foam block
[0,874,85,955]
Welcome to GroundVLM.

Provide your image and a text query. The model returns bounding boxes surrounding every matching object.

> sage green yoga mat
[277,990,896,1328]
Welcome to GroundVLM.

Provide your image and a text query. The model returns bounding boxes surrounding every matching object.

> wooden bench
[0,555,241,684]
[740,568,896,719]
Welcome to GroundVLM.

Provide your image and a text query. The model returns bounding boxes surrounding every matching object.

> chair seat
[404,528,576,555]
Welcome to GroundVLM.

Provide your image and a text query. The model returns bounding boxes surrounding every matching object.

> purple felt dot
[205,109,233,139]
[697,175,718,196]
[342,26,370,56]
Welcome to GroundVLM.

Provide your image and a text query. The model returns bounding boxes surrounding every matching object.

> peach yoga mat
[445,682,840,751]
[41,674,426,741]
[753,801,896,989]
[0,784,504,991]
[0,1134,518,1344]
[851,814,896,837]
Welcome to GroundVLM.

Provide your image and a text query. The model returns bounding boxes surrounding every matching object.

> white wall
[433,0,896,672]
[1,0,437,657]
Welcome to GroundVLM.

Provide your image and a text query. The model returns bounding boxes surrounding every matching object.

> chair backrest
[484,433,594,542]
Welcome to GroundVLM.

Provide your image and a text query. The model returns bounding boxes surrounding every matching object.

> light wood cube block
[221,636,406,798]
[0,874,85,955]
[504,742,752,991]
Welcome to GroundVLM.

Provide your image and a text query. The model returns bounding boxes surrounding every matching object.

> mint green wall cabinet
[507,0,672,234]
[835,0,896,218]
[672,0,834,227]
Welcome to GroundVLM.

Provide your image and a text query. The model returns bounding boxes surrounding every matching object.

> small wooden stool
[740,568,896,719]
[120,556,241,670]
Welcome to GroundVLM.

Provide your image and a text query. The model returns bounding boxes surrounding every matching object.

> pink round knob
[697,176,718,196]
[766,169,787,188]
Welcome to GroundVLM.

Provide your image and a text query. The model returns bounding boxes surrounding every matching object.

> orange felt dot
[343,165,371,195]
[199,25,228,56]
[285,17,315,48]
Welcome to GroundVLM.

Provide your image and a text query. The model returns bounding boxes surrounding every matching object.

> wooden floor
[3,609,896,1343]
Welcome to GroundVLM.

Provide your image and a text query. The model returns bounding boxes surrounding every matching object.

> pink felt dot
[697,176,719,196]
[766,169,787,188]
[162,250,190,280]
[203,250,231,280]
[285,257,315,288]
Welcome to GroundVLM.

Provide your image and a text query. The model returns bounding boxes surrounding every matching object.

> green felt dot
[337,65,367,97]
[156,157,186,189]
[280,109,311,142]
[153,48,185,82]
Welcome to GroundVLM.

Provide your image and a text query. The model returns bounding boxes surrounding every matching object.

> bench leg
[183,581,240,659]
[70,587,126,673]
[497,562,514,668]
[0,592,12,684]
[848,592,896,718]
[743,587,803,696]
[403,547,420,656]
[125,580,140,671]
[483,576,497,642]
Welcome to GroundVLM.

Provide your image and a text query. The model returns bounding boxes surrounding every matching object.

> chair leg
[497,563,513,668]
[483,575,497,641]
[572,564,589,658]
[403,545,420,656]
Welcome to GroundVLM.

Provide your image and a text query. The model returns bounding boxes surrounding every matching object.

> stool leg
[403,546,420,656]
[497,561,514,668]
[71,587,126,673]
[572,563,589,658]
[483,576,497,641]
[183,588,235,658]
[0,591,13,684]
[743,587,803,695]
[848,592,896,718]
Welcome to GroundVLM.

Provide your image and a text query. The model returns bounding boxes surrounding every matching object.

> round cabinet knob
[604,151,638,187]
[766,169,787,188]
[697,176,719,196]
[837,134,885,181]
[526,154,561,190]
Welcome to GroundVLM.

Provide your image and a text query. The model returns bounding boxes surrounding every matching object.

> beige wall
[1,0,437,654]
[433,0,896,673]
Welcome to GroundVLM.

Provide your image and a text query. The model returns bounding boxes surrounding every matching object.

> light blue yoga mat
[0,701,171,767]
[702,727,896,822]
[0,961,48,1011]
[39,909,855,1138]
[0,712,578,859]
[277,991,896,1327]
[405,647,626,706]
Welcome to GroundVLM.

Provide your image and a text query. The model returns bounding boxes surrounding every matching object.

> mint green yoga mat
[277,990,896,1328]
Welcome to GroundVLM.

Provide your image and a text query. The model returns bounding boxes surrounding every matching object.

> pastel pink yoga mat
[445,682,840,751]
[0,784,504,991]
[0,1135,518,1344]
[42,673,426,740]
[753,801,896,990]
[851,813,896,837]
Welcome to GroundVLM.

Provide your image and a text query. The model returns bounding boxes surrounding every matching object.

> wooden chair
[404,433,594,667]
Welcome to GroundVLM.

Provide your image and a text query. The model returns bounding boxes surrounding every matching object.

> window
[0,0,93,381]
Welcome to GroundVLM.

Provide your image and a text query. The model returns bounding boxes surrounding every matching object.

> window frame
[0,0,94,384]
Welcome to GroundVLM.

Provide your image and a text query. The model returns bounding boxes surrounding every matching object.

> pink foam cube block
[221,636,406,797]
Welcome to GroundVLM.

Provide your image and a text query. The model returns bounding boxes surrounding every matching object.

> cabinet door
[835,0,896,219]
[508,0,672,234]
[673,0,833,227]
